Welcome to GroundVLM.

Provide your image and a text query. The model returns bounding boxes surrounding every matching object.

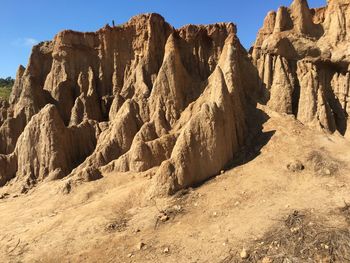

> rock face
[1,0,349,194]
[252,0,350,136]
[0,14,257,193]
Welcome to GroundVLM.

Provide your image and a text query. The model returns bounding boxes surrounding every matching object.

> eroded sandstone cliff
[252,0,350,136]
[1,0,349,195]
[0,14,257,194]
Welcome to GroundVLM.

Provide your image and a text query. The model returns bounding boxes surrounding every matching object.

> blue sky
[0,0,326,78]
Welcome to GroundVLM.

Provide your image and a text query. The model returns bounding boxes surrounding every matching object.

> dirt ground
[1,105,350,263]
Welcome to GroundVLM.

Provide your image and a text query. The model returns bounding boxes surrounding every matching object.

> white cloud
[12,37,39,47]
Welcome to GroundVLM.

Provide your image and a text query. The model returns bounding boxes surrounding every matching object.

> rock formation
[0,14,257,194]
[252,0,350,136]
[1,0,349,194]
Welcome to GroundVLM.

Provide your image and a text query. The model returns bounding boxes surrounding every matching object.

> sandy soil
[1,105,350,263]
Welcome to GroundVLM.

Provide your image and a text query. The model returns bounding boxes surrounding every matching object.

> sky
[0,0,326,78]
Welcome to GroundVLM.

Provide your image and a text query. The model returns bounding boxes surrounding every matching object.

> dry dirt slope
[1,105,350,263]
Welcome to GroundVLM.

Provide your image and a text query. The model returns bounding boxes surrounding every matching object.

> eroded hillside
[0,0,350,262]
[0,14,258,195]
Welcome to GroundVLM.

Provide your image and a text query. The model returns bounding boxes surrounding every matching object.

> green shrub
[0,77,14,100]
[0,87,11,100]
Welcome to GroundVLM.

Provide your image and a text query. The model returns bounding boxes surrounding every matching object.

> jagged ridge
[0,14,257,194]
[252,0,350,136]
[1,0,349,195]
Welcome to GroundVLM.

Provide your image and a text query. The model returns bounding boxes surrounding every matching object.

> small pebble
[160,214,169,222]
[163,247,169,253]
[173,205,182,211]
[262,257,272,263]
[137,242,145,250]
[240,248,249,259]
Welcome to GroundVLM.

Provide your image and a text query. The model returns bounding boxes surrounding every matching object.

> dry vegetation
[223,210,350,262]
